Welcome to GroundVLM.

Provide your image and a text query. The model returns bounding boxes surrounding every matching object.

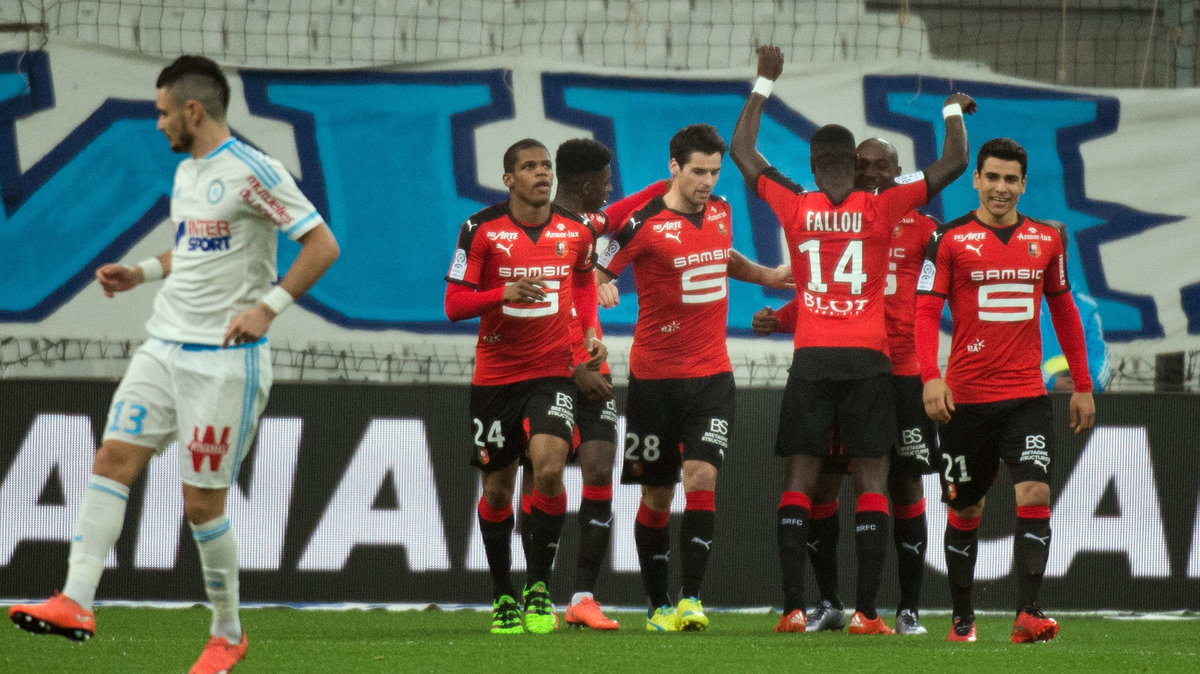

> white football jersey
[145,138,324,344]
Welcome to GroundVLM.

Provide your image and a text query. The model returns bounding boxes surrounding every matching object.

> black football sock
[945,513,981,619]
[1014,505,1052,613]
[853,493,889,620]
[778,491,811,614]
[635,503,672,608]
[679,490,716,599]
[477,497,517,600]
[575,486,614,594]
[808,500,842,608]
[893,499,928,613]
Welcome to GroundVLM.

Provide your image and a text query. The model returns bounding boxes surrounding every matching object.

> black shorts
[469,377,575,472]
[891,375,938,476]
[775,368,896,459]
[937,395,1054,509]
[575,375,618,447]
[620,372,735,487]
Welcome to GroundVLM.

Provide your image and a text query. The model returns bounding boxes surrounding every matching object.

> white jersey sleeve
[145,139,325,345]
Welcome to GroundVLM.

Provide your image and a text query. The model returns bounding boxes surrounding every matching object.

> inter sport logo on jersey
[181,219,233,252]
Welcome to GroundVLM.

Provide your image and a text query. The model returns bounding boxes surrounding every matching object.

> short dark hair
[555,138,613,182]
[976,137,1028,177]
[503,138,548,173]
[669,124,727,167]
[156,55,230,121]
[810,124,856,174]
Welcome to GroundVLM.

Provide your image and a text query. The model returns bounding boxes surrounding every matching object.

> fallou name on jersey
[806,210,862,232]
[182,219,232,252]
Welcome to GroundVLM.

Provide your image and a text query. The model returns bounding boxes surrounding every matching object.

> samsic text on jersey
[446,203,594,386]
[916,214,1071,403]
[597,196,734,380]
[755,167,929,355]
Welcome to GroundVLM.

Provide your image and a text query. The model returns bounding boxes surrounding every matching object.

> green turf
[3,606,1197,672]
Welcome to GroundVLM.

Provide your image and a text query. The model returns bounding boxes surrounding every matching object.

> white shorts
[103,337,272,488]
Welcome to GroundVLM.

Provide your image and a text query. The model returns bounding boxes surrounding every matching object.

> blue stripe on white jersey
[281,211,319,237]
[228,141,282,188]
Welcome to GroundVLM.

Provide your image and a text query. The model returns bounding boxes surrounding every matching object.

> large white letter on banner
[1048,427,1170,577]
[298,419,450,571]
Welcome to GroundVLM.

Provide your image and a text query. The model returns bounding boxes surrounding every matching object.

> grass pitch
[2,605,1197,672]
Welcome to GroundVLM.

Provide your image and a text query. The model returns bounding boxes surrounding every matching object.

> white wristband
[751,76,774,98]
[137,257,164,282]
[942,103,963,119]
[261,286,295,316]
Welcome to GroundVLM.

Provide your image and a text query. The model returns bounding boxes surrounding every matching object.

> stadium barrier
[2,380,1197,612]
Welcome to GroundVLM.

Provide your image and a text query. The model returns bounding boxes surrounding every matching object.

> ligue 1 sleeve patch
[448,248,468,280]
[916,259,937,292]
[894,170,925,185]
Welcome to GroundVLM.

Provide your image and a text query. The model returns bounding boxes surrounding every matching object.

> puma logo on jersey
[946,544,973,557]
[465,219,478,231]
[1023,532,1051,546]
[965,243,984,256]
[588,517,613,529]
[664,231,682,243]
[690,537,713,550]
[496,242,513,256]
[652,552,670,562]
[901,541,924,555]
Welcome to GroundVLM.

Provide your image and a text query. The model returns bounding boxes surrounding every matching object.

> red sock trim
[685,490,716,512]
[778,491,811,511]
[894,498,926,520]
[947,511,981,531]
[1016,505,1051,520]
[478,496,513,523]
[856,492,890,515]
[529,489,567,516]
[636,502,670,528]
[811,500,839,519]
[581,484,613,501]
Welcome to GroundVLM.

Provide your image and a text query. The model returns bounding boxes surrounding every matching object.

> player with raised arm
[915,137,1096,643]
[597,124,790,632]
[8,55,339,674]
[444,138,604,635]
[749,136,942,635]
[730,45,973,635]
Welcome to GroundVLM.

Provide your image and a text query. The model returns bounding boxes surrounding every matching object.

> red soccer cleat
[848,610,895,635]
[1011,609,1059,643]
[947,615,978,642]
[564,596,620,630]
[774,609,807,633]
[8,591,95,642]
[188,632,248,674]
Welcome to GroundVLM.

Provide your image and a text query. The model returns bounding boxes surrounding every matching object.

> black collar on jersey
[646,195,707,229]
[974,212,1026,246]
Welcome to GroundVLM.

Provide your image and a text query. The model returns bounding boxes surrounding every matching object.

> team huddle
[7,45,1096,672]
[443,45,1096,641]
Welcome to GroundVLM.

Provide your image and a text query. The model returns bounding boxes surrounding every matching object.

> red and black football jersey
[885,210,940,376]
[597,195,735,380]
[916,213,1071,403]
[446,202,595,386]
[755,167,929,356]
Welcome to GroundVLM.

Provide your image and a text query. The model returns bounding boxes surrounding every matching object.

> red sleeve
[572,267,598,331]
[605,179,668,227]
[915,294,945,382]
[444,282,504,322]
[1046,292,1094,393]
[875,179,929,232]
[774,300,797,334]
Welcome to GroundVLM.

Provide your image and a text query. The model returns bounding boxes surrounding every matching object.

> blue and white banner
[3,41,1198,359]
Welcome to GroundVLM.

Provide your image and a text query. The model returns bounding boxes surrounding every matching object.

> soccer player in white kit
[8,55,339,674]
